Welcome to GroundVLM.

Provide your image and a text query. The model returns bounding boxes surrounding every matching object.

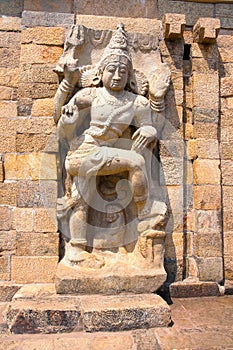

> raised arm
[132,95,157,152]
[57,87,96,144]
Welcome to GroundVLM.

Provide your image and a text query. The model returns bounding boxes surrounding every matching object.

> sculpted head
[100,54,132,91]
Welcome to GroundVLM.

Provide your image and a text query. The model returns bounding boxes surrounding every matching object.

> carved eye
[106,65,116,72]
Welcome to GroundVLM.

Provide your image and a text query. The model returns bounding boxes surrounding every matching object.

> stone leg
[67,198,89,263]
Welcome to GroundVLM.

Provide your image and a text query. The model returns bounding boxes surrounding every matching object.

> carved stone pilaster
[162,13,186,41]
[193,17,221,44]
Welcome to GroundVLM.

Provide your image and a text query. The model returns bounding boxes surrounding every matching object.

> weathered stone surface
[15,232,59,256]
[56,260,167,295]
[188,139,219,160]
[192,57,219,74]
[221,96,233,110]
[221,77,233,97]
[194,185,221,210]
[0,255,11,280]
[198,257,223,282]
[0,68,19,88]
[224,232,233,255]
[0,48,20,68]
[0,182,17,206]
[221,141,233,159]
[19,64,58,84]
[6,298,82,334]
[164,232,183,259]
[34,208,57,232]
[0,207,13,231]
[195,209,222,233]
[80,294,170,332]
[18,82,58,99]
[0,16,21,31]
[0,86,13,100]
[159,157,183,185]
[162,13,186,41]
[0,0,23,17]
[223,206,233,231]
[11,256,58,283]
[193,159,220,184]
[193,231,222,258]
[0,160,3,182]
[17,98,32,116]
[22,11,74,28]
[221,160,233,185]
[16,133,58,153]
[13,208,34,232]
[75,0,158,19]
[0,101,17,118]
[76,14,160,36]
[0,230,16,253]
[0,282,21,302]
[0,32,21,50]
[193,17,220,44]
[4,153,57,181]
[223,186,233,211]
[170,280,220,298]
[192,42,219,60]
[21,44,63,64]
[194,122,218,139]
[193,73,219,110]
[16,117,55,134]
[22,27,65,46]
[216,3,233,29]
[224,257,233,280]
[32,98,54,117]
[24,0,73,14]
[16,180,57,208]
[5,284,170,334]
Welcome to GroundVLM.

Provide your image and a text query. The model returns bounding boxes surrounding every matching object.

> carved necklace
[100,87,130,106]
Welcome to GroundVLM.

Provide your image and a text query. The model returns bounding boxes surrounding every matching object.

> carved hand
[132,125,157,151]
[61,104,80,125]
[149,63,171,100]
[63,59,80,87]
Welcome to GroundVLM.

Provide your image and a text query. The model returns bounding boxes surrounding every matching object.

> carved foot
[67,242,89,263]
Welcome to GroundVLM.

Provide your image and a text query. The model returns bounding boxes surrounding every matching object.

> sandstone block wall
[0,0,232,294]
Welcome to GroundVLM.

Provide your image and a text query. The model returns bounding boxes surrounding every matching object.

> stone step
[5,284,171,334]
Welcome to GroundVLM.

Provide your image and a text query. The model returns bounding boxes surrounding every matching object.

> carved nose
[113,69,121,80]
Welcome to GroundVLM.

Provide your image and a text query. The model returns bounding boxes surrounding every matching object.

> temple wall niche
[0,0,233,299]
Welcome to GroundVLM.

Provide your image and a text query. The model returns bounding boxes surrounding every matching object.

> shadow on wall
[157,38,189,302]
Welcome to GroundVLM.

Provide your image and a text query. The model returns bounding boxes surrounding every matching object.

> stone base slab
[5,284,171,334]
[169,280,221,298]
[55,260,166,295]
[224,280,233,295]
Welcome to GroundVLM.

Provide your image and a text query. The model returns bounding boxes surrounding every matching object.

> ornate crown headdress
[98,23,132,69]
